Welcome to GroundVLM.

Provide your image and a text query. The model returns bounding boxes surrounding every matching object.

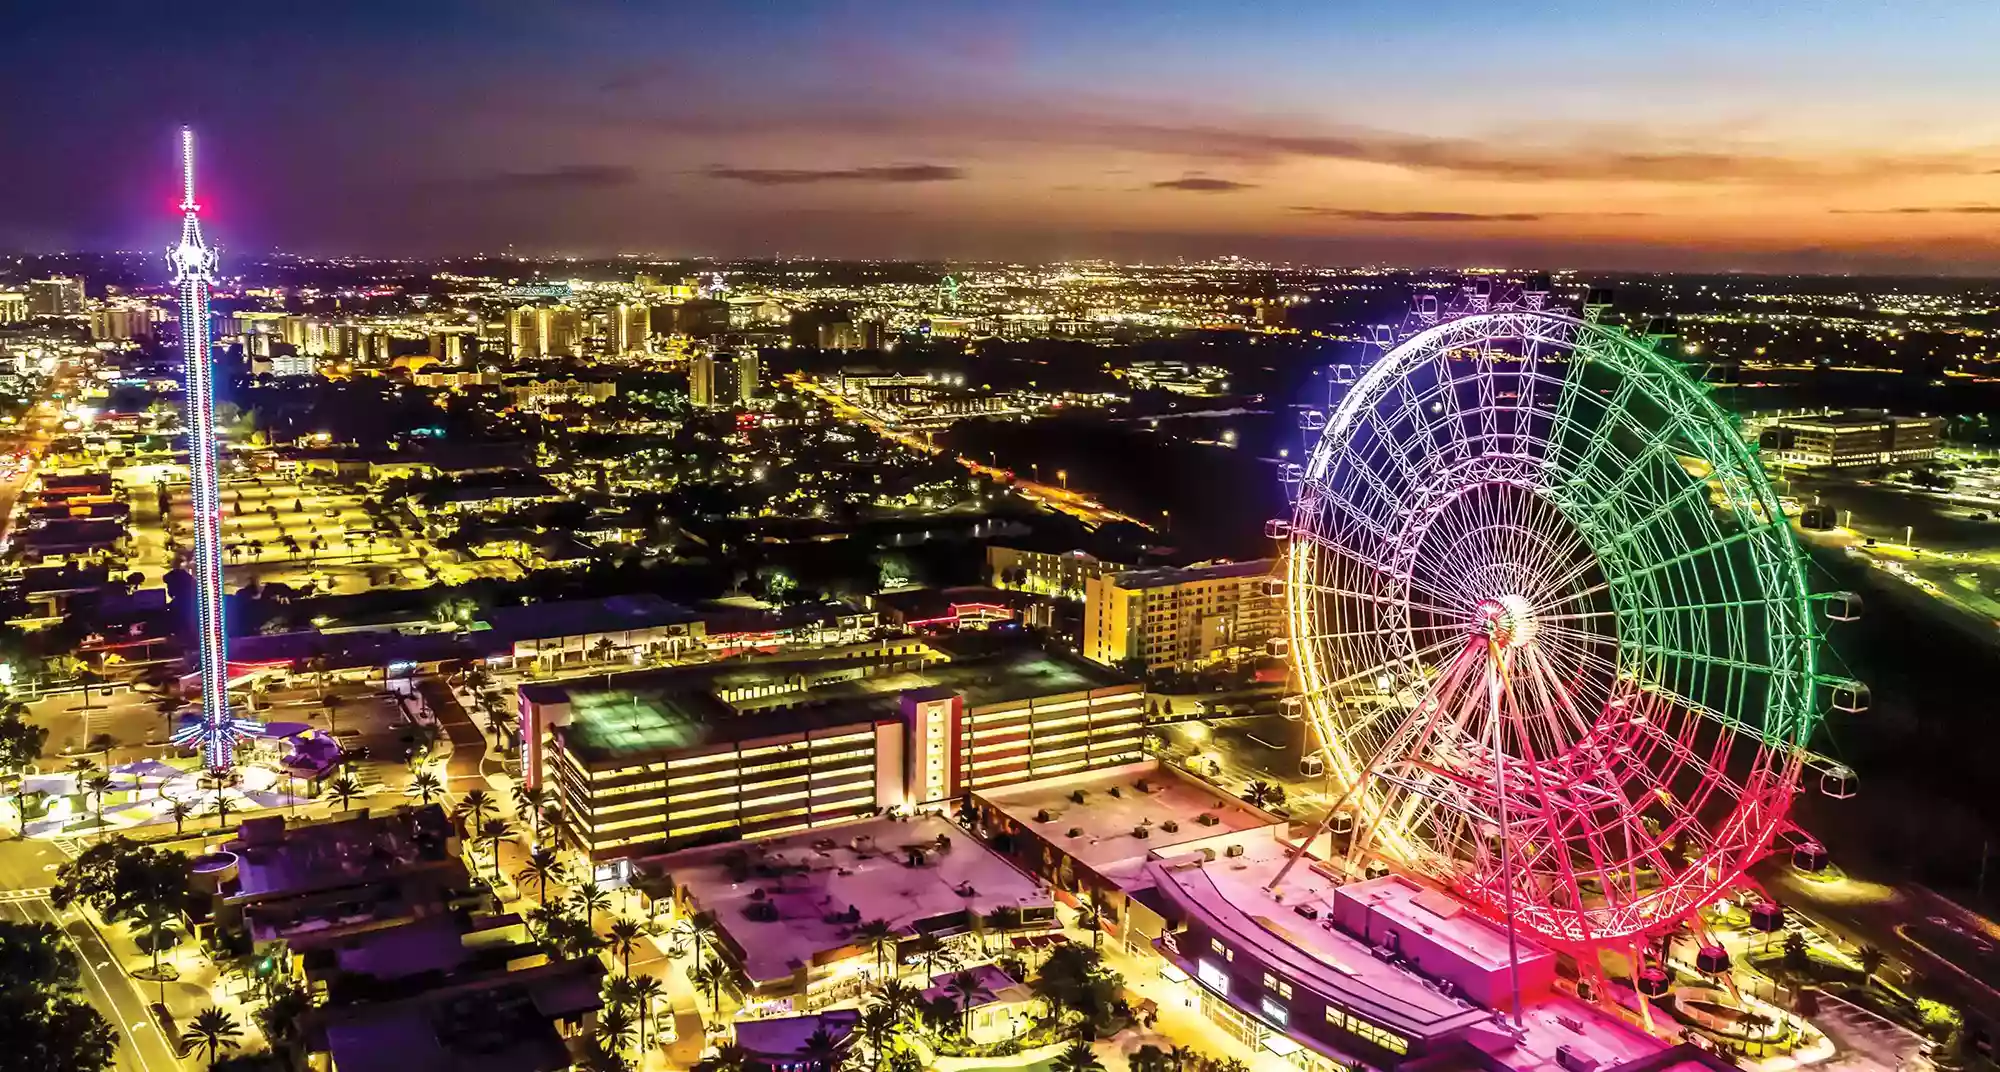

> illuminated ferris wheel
[1276,288,1859,950]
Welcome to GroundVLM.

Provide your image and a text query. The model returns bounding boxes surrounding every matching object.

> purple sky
[6,0,2000,271]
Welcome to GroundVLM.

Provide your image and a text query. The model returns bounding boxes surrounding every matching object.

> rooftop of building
[643,814,1052,985]
[316,957,603,1072]
[976,760,1284,887]
[224,805,464,904]
[1774,409,1940,430]
[1335,873,1528,975]
[1146,839,1493,1041]
[481,593,701,643]
[1111,558,1276,590]
[537,640,1133,764]
[734,1009,860,1059]
[917,964,1029,1011]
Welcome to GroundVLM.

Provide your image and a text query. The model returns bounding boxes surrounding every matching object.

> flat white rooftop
[978,761,1281,886]
[1150,837,1486,1038]
[1336,872,1534,975]
[652,814,1051,985]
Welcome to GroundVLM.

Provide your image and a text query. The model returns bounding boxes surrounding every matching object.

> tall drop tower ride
[166,128,258,770]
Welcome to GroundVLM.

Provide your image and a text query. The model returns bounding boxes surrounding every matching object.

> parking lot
[119,470,523,596]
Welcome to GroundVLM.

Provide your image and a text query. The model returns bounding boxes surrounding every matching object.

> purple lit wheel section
[1283,308,1818,949]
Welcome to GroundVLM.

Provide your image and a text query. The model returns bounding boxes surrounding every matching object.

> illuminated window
[1262,973,1292,999]
[1195,959,1230,996]
[1209,938,1234,962]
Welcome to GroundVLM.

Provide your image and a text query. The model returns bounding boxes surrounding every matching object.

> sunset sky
[7,0,2000,271]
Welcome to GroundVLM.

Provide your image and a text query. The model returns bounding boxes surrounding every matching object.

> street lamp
[1057,469,1067,490]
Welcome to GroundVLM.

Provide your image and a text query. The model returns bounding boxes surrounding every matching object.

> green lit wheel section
[1284,306,1819,949]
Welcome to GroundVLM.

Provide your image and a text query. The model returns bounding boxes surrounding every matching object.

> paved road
[419,677,487,790]
[0,835,186,1072]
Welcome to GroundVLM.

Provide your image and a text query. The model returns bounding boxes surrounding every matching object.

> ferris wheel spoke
[1284,578,1465,620]
[1613,518,1786,588]
[1296,632,1473,699]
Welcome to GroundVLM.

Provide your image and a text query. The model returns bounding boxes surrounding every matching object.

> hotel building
[519,638,1145,860]
[1083,559,1280,672]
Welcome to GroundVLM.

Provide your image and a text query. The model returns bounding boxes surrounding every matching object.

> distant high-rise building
[819,320,863,350]
[615,303,651,354]
[509,305,541,357]
[689,351,718,408]
[89,305,152,342]
[540,305,582,358]
[270,352,318,378]
[428,331,466,363]
[693,347,759,408]
[28,277,86,316]
[0,292,25,323]
[1083,560,1281,672]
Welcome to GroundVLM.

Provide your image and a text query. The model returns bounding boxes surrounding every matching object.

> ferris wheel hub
[1473,594,1537,651]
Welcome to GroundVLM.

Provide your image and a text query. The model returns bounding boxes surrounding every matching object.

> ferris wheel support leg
[1266,639,1483,894]
[1630,941,1657,1034]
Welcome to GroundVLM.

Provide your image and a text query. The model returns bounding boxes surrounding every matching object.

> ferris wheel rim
[1284,306,1819,947]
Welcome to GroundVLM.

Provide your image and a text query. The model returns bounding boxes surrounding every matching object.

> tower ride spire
[167,127,257,770]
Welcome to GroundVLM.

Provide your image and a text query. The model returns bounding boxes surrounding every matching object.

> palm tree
[180,1006,243,1066]
[408,769,444,805]
[629,973,664,1053]
[135,897,179,999]
[683,909,718,960]
[517,843,563,904]
[82,771,114,826]
[166,796,195,835]
[689,958,724,1016]
[604,973,638,1012]
[1857,944,1887,987]
[1165,1045,1201,1072]
[855,918,895,979]
[572,880,613,931]
[859,1002,899,1071]
[456,788,494,831]
[326,775,362,811]
[595,1004,636,1057]
[991,905,1021,948]
[694,1043,753,1072]
[1052,1039,1104,1072]
[478,817,513,885]
[1241,779,1277,809]
[1212,1059,1249,1072]
[877,979,921,1023]
[202,770,237,829]
[947,969,982,1036]
[607,918,645,976]
[800,1026,841,1070]
[489,711,520,753]
[1129,1045,1172,1072]
[513,785,550,836]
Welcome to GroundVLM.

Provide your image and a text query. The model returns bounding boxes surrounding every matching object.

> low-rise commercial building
[1083,559,1279,672]
[635,813,1054,1010]
[1758,410,1944,470]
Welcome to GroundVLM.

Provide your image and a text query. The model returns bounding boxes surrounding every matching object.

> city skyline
[6,0,2000,273]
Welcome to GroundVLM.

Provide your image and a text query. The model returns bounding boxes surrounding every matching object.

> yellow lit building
[1083,559,1279,672]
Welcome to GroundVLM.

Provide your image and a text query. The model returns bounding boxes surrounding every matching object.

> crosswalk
[0,886,53,902]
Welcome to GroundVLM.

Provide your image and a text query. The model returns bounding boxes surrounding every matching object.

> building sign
[1196,958,1230,997]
